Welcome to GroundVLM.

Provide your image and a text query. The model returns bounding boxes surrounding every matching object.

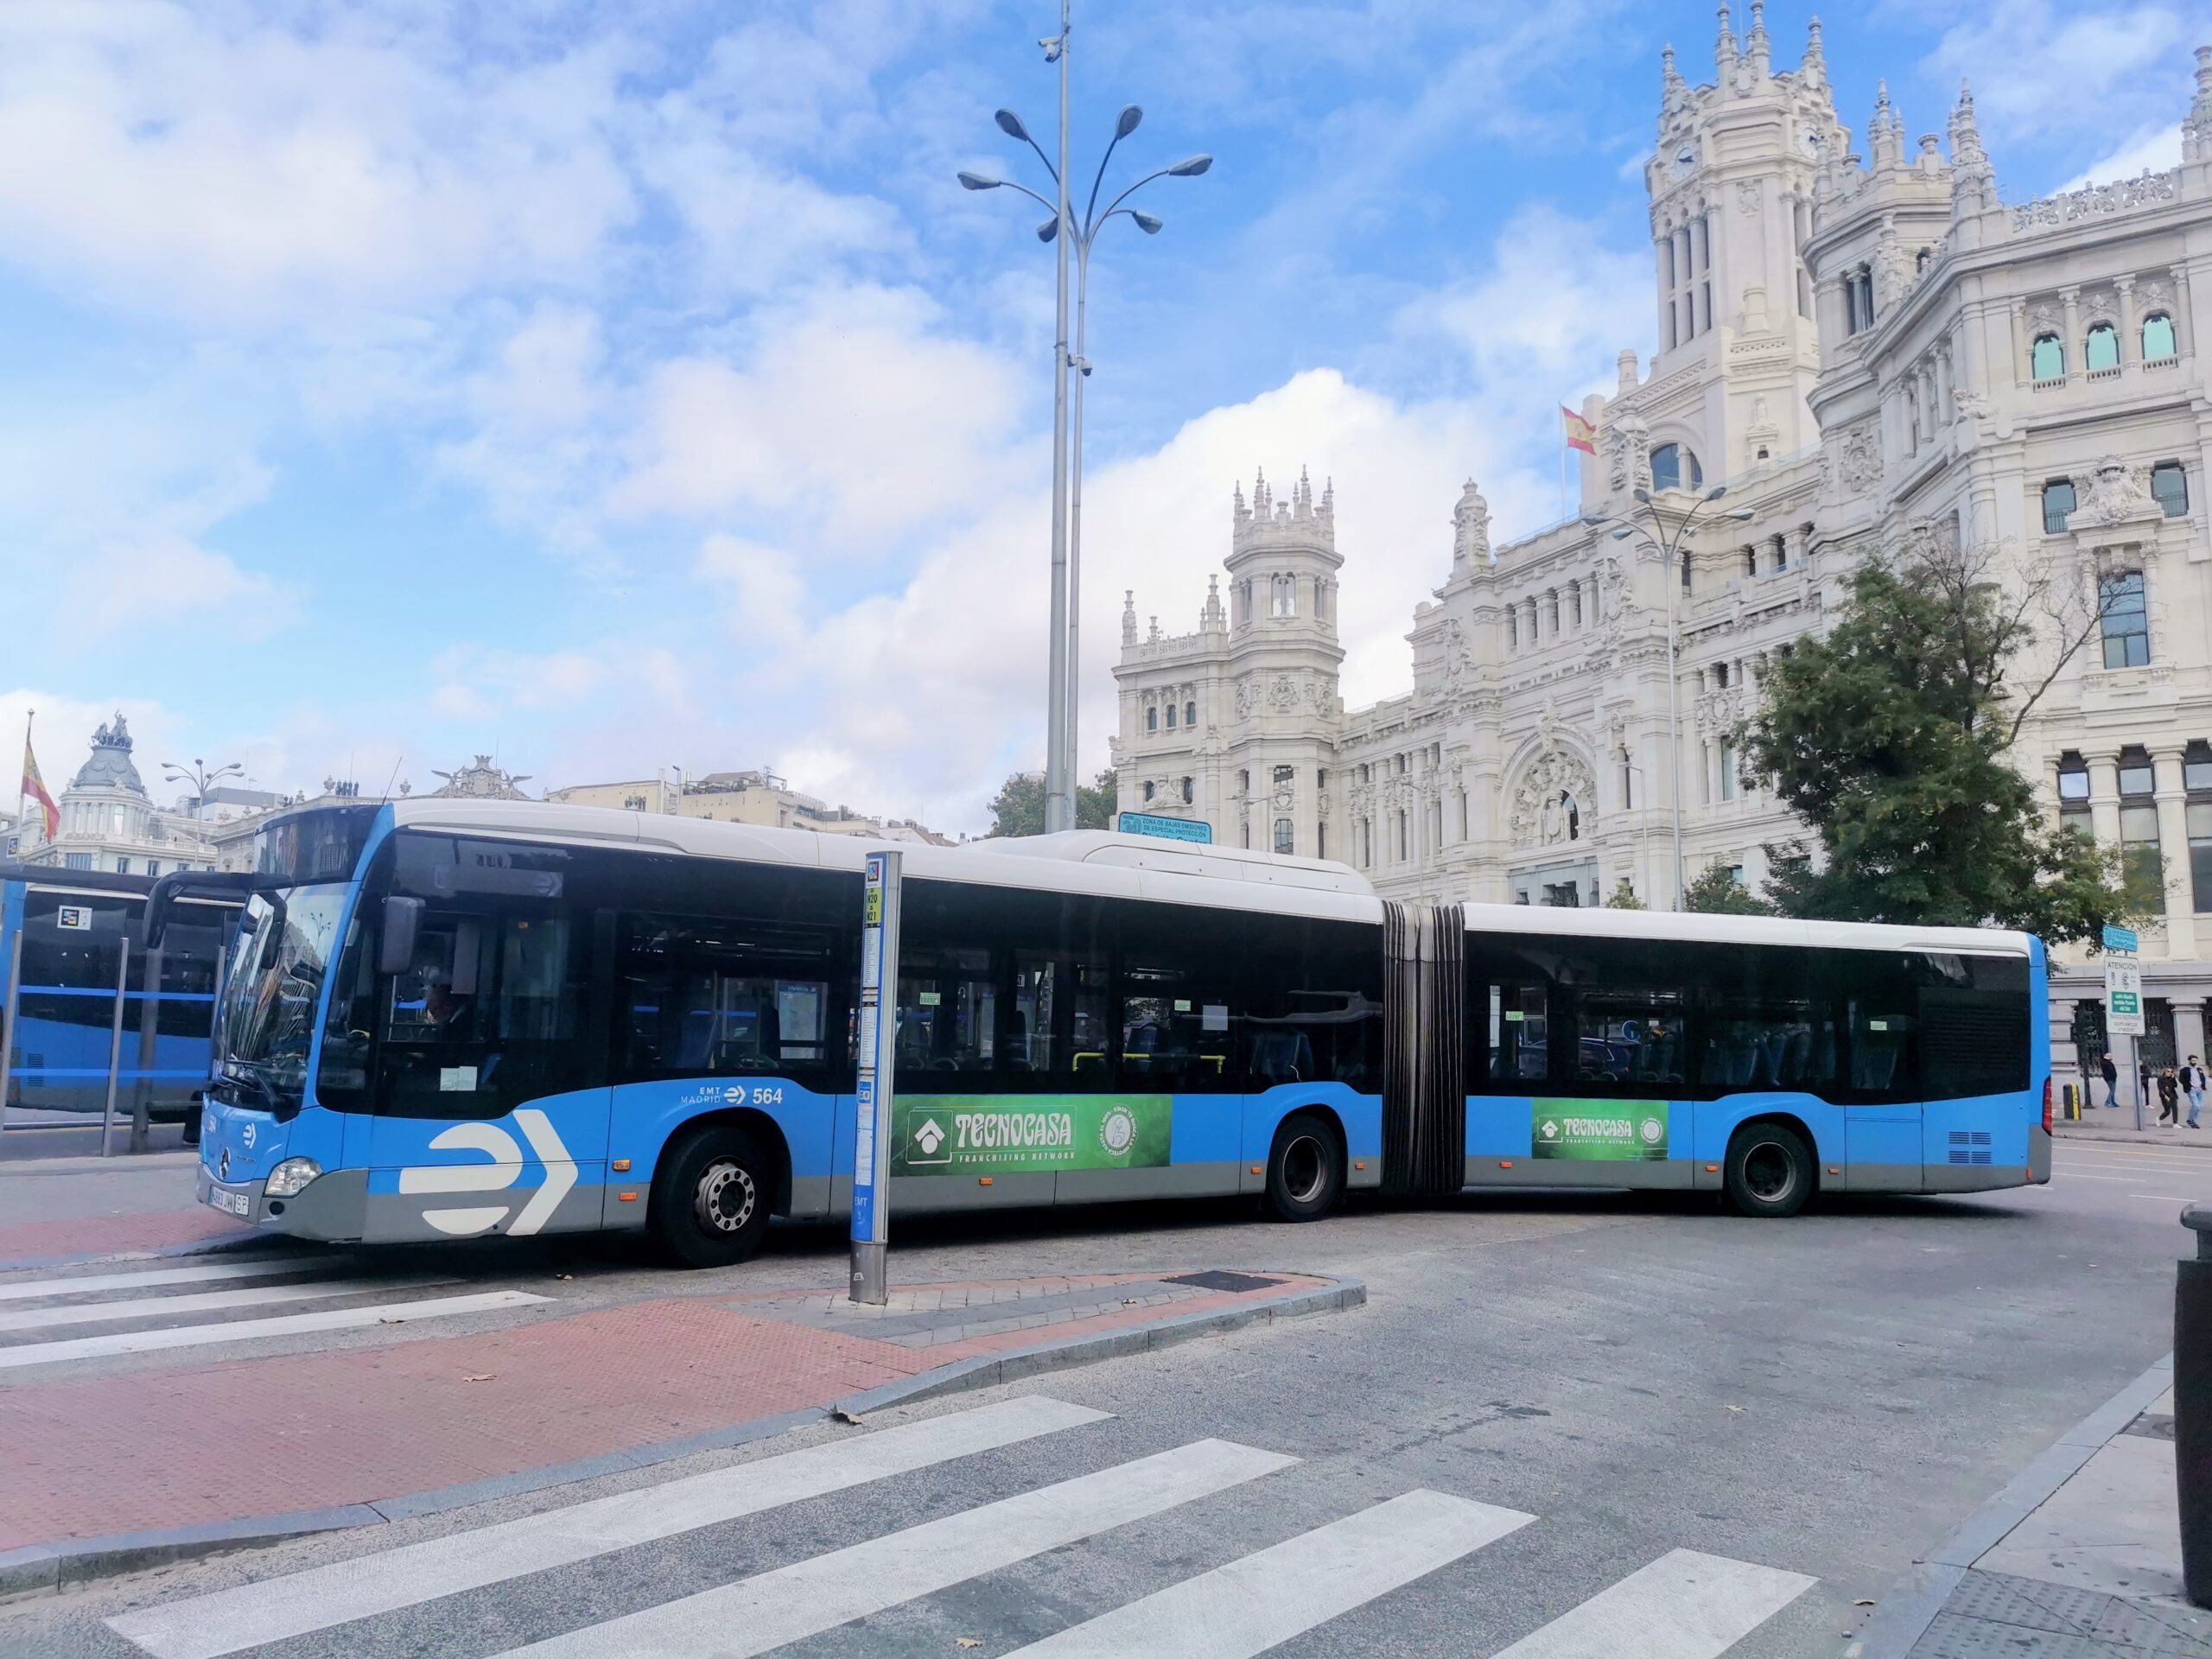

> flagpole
[16,711,29,856]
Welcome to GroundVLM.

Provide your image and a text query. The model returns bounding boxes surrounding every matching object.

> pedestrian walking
[2102,1052,2120,1109]
[2159,1066,2181,1125]
[2187,1055,2208,1128]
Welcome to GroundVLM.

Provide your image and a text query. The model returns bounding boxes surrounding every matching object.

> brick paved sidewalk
[0,1205,249,1269]
[0,1267,1352,1573]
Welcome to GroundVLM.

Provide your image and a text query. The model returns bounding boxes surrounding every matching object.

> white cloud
[430,645,612,722]
[609,284,1030,549]
[59,533,292,639]
[1924,3,2189,146]
[2058,122,2184,192]
[0,7,643,327]
[696,535,807,643]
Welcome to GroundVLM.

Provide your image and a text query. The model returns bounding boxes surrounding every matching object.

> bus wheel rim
[1743,1141,1795,1204]
[1282,1135,1326,1205]
[696,1160,757,1234]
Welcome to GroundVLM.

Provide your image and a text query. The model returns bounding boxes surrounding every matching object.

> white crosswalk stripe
[107,1395,1112,1659]
[0,1276,450,1332]
[0,1289,547,1370]
[0,1254,543,1372]
[102,1402,1817,1659]
[1489,1548,1815,1658]
[0,1255,347,1302]
[1000,1488,1534,1658]
[497,1437,1300,1659]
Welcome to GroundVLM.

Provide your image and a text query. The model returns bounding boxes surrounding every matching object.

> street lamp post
[1583,486,1756,908]
[957,17,1210,835]
[162,758,244,817]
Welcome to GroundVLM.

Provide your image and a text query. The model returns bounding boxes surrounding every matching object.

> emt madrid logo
[395,1109,577,1236]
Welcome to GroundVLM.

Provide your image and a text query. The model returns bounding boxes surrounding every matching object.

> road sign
[2107,960,2145,1037]
[1117,810,1211,844]
[2103,924,2140,954]
[850,850,901,1305]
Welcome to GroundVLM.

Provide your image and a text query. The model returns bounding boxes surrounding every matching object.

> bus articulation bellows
[188,800,2050,1265]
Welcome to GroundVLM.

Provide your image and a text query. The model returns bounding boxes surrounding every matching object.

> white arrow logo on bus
[396,1109,575,1237]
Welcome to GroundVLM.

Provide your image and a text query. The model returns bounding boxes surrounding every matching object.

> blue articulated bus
[1,864,239,1136]
[175,800,2050,1266]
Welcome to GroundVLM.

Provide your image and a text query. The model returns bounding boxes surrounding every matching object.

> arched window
[2145,313,2177,361]
[2086,321,2120,372]
[1560,792,1580,842]
[1567,585,1583,628]
[2031,333,2064,381]
[1181,777,1194,804]
[1506,607,1518,651]
[1145,705,1158,733]
[1142,779,1155,801]
[1314,582,1329,621]
[1185,700,1198,728]
[1650,442,1703,493]
[1274,818,1294,855]
[1164,702,1177,729]
[1270,575,1296,617]
[1914,248,1931,274]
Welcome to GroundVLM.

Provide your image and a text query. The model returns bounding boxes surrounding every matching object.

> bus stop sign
[2107,961,2145,1037]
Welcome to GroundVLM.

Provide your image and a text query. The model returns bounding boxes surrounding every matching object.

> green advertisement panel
[1531,1099,1670,1161]
[892,1096,1173,1176]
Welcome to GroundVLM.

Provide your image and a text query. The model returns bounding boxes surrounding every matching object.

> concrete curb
[0,1270,1363,1602]
[0,1228,272,1275]
[1843,1351,2174,1658]
[2054,1122,2207,1145]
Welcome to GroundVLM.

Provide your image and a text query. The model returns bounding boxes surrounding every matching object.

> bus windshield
[215,884,352,1116]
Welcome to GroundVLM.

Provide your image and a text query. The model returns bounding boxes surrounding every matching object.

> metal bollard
[2177,1204,2212,1605]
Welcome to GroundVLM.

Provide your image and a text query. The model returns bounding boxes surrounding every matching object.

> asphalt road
[4,1129,2203,1658]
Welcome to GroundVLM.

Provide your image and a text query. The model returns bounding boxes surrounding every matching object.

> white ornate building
[9,716,219,876]
[1115,15,2212,1091]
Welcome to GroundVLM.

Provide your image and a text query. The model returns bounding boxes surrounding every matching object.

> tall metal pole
[1665,534,1687,909]
[1065,238,1091,818]
[850,850,902,1305]
[1042,0,1075,836]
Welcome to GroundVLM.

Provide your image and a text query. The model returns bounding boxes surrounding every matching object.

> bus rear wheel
[653,1124,774,1268]
[1724,1122,1814,1219]
[1264,1113,1344,1223]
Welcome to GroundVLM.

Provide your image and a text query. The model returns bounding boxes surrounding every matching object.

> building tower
[1635,5,1844,480]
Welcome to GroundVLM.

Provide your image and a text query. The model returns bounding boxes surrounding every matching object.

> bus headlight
[264,1158,322,1198]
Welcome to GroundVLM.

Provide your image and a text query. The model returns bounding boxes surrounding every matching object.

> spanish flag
[1561,404,1598,455]
[21,719,57,842]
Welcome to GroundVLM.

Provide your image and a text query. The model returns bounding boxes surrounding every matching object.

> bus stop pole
[0,925,21,1134]
[101,941,129,1158]
[130,941,161,1154]
[849,850,901,1306]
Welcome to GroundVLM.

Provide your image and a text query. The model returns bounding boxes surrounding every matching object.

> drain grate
[1163,1271,1285,1294]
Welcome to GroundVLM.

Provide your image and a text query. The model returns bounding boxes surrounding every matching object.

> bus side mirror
[378,897,423,976]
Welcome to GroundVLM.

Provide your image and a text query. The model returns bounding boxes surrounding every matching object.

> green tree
[1739,537,2133,943]
[986,768,1117,838]
[1682,862,1772,915]
[1603,877,1646,910]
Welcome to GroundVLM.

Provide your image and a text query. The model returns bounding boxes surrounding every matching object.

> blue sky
[0,0,2198,834]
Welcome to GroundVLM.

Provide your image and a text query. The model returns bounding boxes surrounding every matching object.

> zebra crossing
[0,1250,547,1371]
[105,1394,1816,1659]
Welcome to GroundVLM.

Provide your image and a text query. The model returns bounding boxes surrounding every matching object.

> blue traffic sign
[1118,811,1211,844]
[2103,924,2139,953]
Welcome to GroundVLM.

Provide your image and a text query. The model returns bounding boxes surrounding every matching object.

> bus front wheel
[1723,1122,1814,1219]
[653,1125,775,1268]
[1264,1113,1344,1223]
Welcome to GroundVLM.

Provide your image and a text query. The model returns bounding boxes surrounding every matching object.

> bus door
[360,899,609,1241]
[1843,993,1922,1191]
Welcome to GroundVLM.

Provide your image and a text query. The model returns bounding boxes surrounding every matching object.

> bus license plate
[213,1190,251,1217]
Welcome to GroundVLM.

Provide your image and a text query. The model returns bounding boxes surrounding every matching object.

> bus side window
[1916,952,2030,1100]
[1487,983,1550,1084]
[615,915,836,1090]
[1692,945,1838,1095]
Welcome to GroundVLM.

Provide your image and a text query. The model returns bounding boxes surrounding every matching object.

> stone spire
[1714,1,1735,74]
[1202,574,1224,632]
[1802,15,1825,87]
[1122,588,1138,645]
[1746,0,1770,75]
[1869,79,1904,169]
[1948,79,1998,213]
[1451,480,1491,569]
[1660,42,1688,124]
[2185,45,2212,163]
